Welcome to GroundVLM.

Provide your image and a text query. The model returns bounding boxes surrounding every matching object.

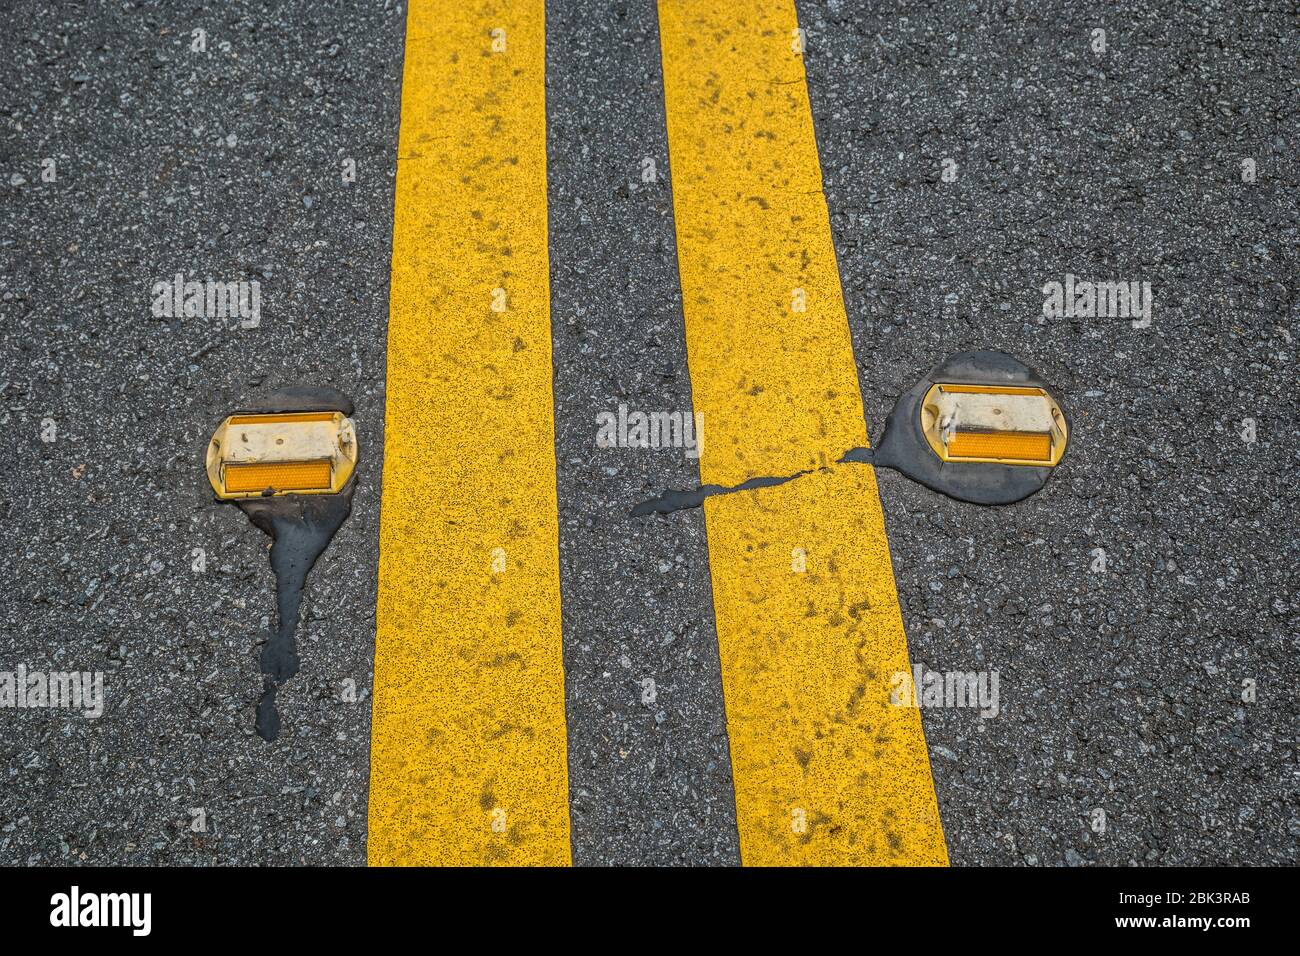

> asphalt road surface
[0,0,1295,866]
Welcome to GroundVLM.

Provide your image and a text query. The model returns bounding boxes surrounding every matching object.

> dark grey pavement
[1,1,405,864]
[1,0,1295,866]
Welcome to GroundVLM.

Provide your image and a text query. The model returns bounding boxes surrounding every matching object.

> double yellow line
[369,0,947,866]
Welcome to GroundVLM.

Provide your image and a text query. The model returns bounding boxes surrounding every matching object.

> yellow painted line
[368,0,570,866]
[657,0,948,865]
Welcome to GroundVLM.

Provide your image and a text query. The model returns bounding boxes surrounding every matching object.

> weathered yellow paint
[657,0,948,864]
[368,0,570,866]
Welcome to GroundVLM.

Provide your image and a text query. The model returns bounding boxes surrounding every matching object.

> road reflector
[921,383,1067,466]
[866,350,1070,505]
[206,410,358,499]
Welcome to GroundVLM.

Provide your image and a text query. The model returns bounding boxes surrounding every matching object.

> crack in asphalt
[630,447,877,516]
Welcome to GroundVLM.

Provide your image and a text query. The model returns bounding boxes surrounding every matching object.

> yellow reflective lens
[224,460,332,493]
[938,384,1045,396]
[947,431,1052,463]
[227,412,338,425]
